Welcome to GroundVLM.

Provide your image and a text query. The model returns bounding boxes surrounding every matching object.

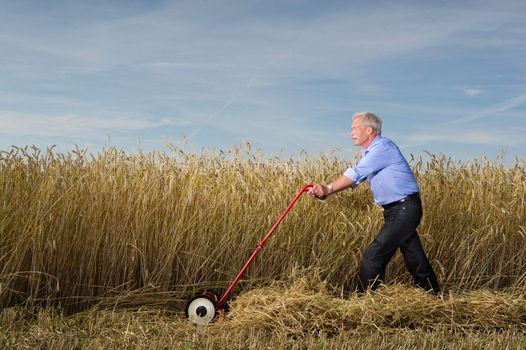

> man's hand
[307,183,330,199]
[307,176,354,199]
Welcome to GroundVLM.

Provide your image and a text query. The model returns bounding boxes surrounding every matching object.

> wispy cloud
[1,1,525,158]
[444,93,526,125]
[0,112,188,138]
[401,92,526,148]
[184,77,256,140]
[2,2,519,79]
[407,127,526,147]
[465,87,484,97]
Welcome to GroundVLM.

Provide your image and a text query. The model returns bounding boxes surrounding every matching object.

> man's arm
[308,138,392,199]
[308,175,354,198]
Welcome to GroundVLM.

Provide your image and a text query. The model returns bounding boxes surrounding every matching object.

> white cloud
[465,87,484,97]
[2,2,521,79]
[0,111,189,138]
[1,1,525,158]
[407,128,526,146]
[445,93,526,125]
[400,92,526,148]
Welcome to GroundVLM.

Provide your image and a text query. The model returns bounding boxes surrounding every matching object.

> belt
[382,192,420,209]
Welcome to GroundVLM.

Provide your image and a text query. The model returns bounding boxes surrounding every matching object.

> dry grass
[225,272,526,336]
[0,144,525,347]
[1,285,525,350]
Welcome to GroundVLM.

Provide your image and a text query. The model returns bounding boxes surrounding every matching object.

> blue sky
[1,0,525,160]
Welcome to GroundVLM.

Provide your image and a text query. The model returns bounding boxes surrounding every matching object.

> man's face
[351,116,373,147]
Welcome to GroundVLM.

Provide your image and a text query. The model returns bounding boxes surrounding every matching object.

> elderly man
[309,112,440,294]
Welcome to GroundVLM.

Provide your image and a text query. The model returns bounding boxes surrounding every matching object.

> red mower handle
[216,183,319,309]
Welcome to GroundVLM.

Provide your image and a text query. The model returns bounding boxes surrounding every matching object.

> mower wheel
[185,291,219,325]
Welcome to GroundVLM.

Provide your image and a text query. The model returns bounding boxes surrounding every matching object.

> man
[308,112,440,294]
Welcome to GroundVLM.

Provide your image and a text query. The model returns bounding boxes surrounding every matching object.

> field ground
[1,280,525,349]
[1,306,525,349]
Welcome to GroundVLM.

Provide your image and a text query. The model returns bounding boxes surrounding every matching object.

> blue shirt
[343,135,419,205]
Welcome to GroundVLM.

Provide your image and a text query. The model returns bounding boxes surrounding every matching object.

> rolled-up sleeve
[343,167,358,181]
[343,167,361,189]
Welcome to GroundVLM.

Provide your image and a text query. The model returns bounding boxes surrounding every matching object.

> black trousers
[356,195,440,294]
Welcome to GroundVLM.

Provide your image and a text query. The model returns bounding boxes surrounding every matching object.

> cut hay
[222,277,526,337]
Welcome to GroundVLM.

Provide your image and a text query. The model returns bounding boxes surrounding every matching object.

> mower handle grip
[301,183,327,201]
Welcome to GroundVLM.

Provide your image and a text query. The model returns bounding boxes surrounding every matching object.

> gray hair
[352,111,382,135]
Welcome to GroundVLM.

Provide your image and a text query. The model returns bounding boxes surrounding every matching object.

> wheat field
[0,144,525,349]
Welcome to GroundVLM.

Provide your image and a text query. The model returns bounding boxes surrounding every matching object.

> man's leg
[400,231,441,294]
[356,231,398,292]
[356,199,423,293]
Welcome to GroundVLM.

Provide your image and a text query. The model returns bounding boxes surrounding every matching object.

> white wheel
[186,296,217,325]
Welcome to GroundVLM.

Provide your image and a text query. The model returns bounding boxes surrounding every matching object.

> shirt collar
[364,135,382,154]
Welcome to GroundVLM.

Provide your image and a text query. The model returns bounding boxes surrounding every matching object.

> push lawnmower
[185,183,323,325]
